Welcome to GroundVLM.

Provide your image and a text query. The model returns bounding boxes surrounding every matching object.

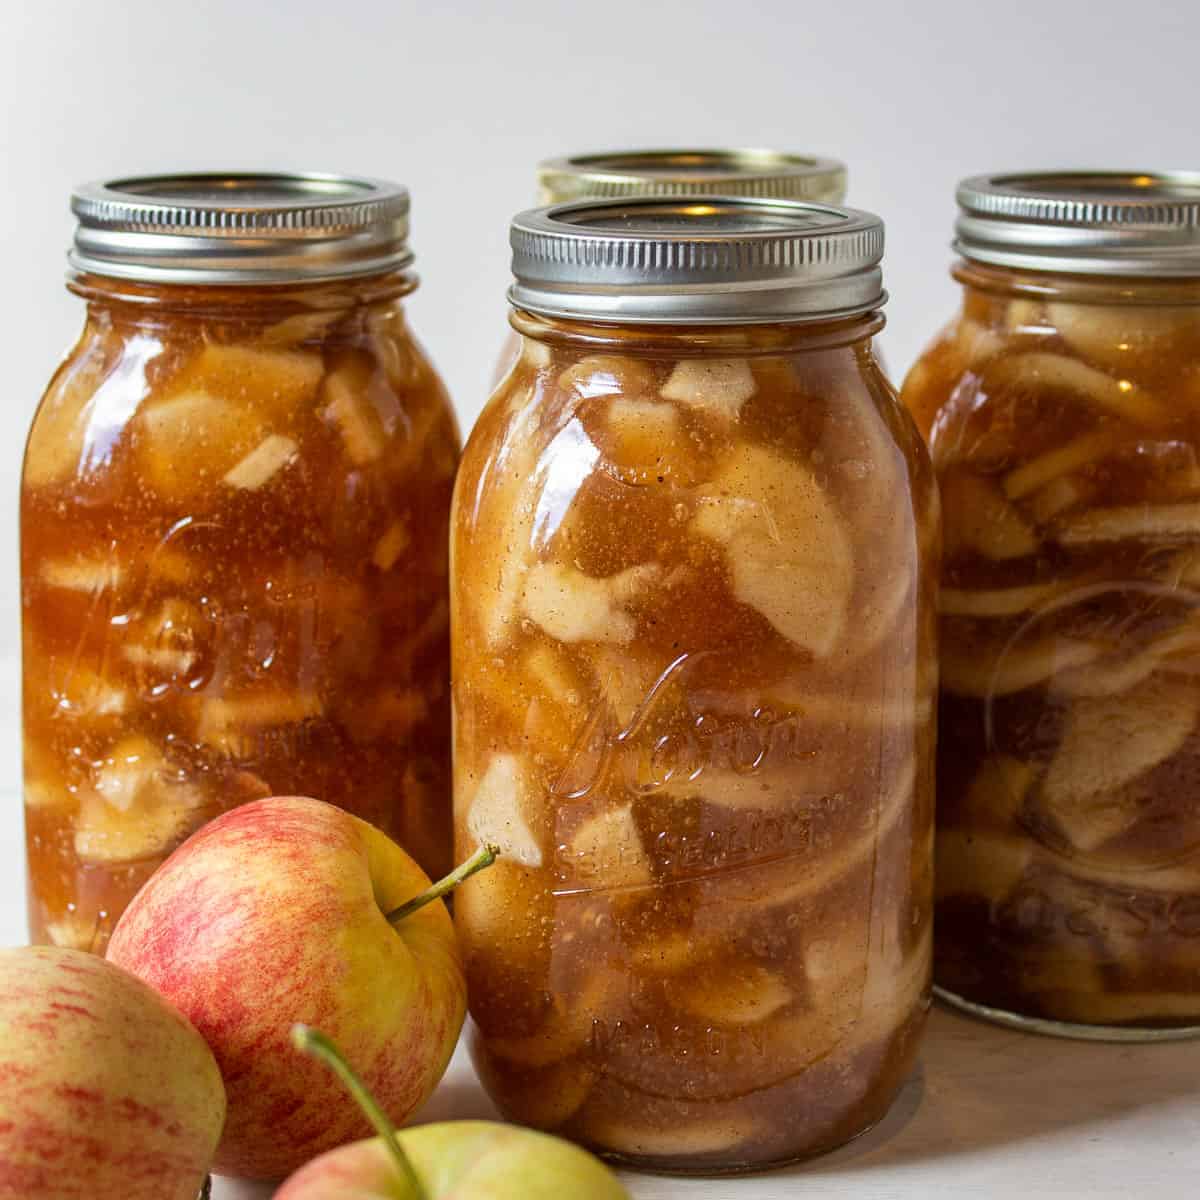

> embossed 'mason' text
[993,876,1200,941]
[548,651,824,802]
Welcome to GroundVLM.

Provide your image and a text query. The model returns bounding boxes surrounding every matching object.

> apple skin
[0,946,224,1200]
[106,796,465,1181]
[276,1121,630,1199]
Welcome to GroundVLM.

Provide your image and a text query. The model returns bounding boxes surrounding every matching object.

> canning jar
[489,148,848,386]
[454,197,937,1171]
[23,174,459,953]
[902,171,1200,1038]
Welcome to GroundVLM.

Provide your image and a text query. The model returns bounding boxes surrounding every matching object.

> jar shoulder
[458,339,932,531]
[902,292,1200,454]
[24,301,459,502]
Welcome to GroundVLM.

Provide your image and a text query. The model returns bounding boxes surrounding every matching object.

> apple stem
[291,1024,428,1200]
[198,1177,211,1200]
[384,843,500,926]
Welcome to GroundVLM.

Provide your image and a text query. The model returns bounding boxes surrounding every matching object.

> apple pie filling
[903,262,1200,1029]
[453,314,937,1170]
[22,273,459,952]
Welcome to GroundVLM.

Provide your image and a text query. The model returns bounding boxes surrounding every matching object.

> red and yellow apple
[107,795,472,1180]
[0,946,224,1200]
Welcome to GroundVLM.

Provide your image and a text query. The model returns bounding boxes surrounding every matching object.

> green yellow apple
[0,946,224,1200]
[275,1025,629,1200]
[276,1122,631,1200]
[106,795,473,1180]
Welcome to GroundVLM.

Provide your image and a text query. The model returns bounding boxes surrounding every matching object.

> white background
[1,0,1197,800]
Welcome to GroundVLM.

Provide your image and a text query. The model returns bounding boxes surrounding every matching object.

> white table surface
[2,796,1197,1198]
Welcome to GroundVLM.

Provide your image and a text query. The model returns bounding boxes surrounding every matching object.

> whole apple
[276,1122,630,1200]
[0,946,224,1200]
[107,796,468,1180]
[276,1026,629,1200]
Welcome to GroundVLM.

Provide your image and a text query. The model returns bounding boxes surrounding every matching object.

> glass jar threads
[22,173,459,952]
[453,196,937,1170]
[903,170,1200,1038]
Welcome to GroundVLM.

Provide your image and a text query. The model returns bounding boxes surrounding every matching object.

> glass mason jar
[902,171,1200,1038]
[489,148,848,386]
[22,174,459,953]
[454,197,938,1171]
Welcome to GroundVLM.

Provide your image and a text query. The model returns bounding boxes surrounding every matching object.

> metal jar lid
[509,196,885,325]
[536,148,848,206]
[69,172,413,285]
[955,171,1200,277]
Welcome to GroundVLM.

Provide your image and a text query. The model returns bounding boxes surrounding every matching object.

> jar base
[934,986,1200,1043]
[594,1112,883,1178]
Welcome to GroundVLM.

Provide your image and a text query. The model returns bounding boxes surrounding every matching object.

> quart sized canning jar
[454,196,938,1172]
[23,174,459,953]
[490,148,849,385]
[903,170,1200,1039]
